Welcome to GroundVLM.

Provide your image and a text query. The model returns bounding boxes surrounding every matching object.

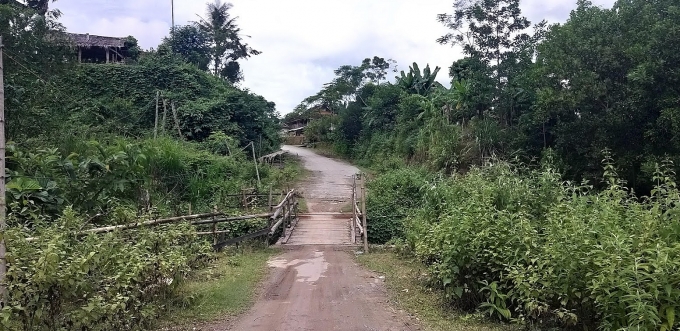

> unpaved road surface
[228,246,417,331]
[225,147,417,330]
[281,145,358,213]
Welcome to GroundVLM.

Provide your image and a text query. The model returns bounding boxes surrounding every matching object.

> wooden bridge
[29,173,369,251]
[278,173,368,250]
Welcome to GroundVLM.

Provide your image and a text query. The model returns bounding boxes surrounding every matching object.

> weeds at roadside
[160,245,278,329]
[356,249,517,331]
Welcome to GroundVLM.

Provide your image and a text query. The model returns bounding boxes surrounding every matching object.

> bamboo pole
[154,91,159,139]
[251,142,261,186]
[161,100,167,134]
[0,36,7,300]
[25,213,274,241]
[189,213,272,226]
[83,212,222,233]
[212,205,217,246]
[171,102,182,138]
[268,186,273,212]
[361,174,368,253]
[351,176,356,244]
[196,230,230,236]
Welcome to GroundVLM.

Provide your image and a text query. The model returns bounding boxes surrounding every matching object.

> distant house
[67,33,131,64]
[283,107,334,145]
[287,118,308,137]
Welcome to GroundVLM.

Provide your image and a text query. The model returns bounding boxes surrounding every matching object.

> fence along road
[226,146,416,331]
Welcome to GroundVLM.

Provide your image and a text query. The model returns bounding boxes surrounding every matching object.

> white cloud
[55,0,617,115]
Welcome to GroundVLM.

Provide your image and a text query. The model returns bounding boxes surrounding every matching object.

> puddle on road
[268,251,329,283]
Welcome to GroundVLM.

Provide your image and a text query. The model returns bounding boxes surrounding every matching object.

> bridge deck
[283,213,354,245]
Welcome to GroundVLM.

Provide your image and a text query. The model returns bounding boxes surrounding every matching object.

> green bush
[6,136,280,227]
[1,208,211,331]
[366,168,431,244]
[370,158,680,330]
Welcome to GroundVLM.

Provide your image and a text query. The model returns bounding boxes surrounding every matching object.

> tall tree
[196,1,260,83]
[437,0,531,68]
[0,0,57,16]
[161,25,212,71]
[438,0,538,125]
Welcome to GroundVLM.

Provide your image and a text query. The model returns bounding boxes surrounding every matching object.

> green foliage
[0,3,283,331]
[6,136,282,227]
[299,0,680,195]
[161,25,212,71]
[369,158,680,330]
[1,208,212,331]
[196,0,261,83]
[365,168,430,244]
[396,62,442,96]
[1,135,295,330]
[50,53,280,148]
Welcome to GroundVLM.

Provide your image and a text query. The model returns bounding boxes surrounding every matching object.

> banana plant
[396,62,442,96]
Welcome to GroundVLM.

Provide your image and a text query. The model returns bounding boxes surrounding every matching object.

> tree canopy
[296,0,680,194]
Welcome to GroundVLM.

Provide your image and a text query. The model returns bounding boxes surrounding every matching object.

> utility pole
[0,36,7,300]
[171,0,175,34]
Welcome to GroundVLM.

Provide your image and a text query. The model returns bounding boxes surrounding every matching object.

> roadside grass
[356,249,518,331]
[161,246,278,328]
[296,197,309,213]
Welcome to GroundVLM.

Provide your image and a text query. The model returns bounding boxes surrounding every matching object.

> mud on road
[228,246,418,331]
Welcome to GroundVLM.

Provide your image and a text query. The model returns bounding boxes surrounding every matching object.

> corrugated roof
[67,33,126,48]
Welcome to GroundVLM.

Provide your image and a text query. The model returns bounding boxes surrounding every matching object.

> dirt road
[226,146,417,331]
[281,145,358,213]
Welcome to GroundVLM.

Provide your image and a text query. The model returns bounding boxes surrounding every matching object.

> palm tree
[196,1,260,83]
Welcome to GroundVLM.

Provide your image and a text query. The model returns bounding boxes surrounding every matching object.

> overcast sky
[54,0,616,115]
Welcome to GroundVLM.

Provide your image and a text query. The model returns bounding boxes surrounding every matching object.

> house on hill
[283,107,334,145]
[67,33,132,64]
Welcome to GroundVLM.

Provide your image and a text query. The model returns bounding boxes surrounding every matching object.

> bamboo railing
[25,190,299,250]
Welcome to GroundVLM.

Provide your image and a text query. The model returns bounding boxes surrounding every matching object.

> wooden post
[106,47,110,63]
[161,100,168,134]
[351,176,356,244]
[78,48,82,63]
[268,186,273,212]
[212,205,218,246]
[251,142,261,186]
[154,91,159,139]
[281,198,287,238]
[0,36,6,299]
[360,174,368,253]
[171,102,182,138]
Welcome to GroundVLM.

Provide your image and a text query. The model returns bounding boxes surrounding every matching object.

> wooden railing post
[268,186,273,212]
[282,196,288,238]
[351,175,357,244]
[212,205,218,246]
[360,174,368,253]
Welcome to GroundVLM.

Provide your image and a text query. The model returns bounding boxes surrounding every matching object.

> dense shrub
[369,157,680,330]
[1,208,211,331]
[6,136,280,228]
[365,168,430,244]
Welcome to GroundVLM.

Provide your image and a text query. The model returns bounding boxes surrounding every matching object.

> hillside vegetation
[294,0,680,330]
[0,2,286,330]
